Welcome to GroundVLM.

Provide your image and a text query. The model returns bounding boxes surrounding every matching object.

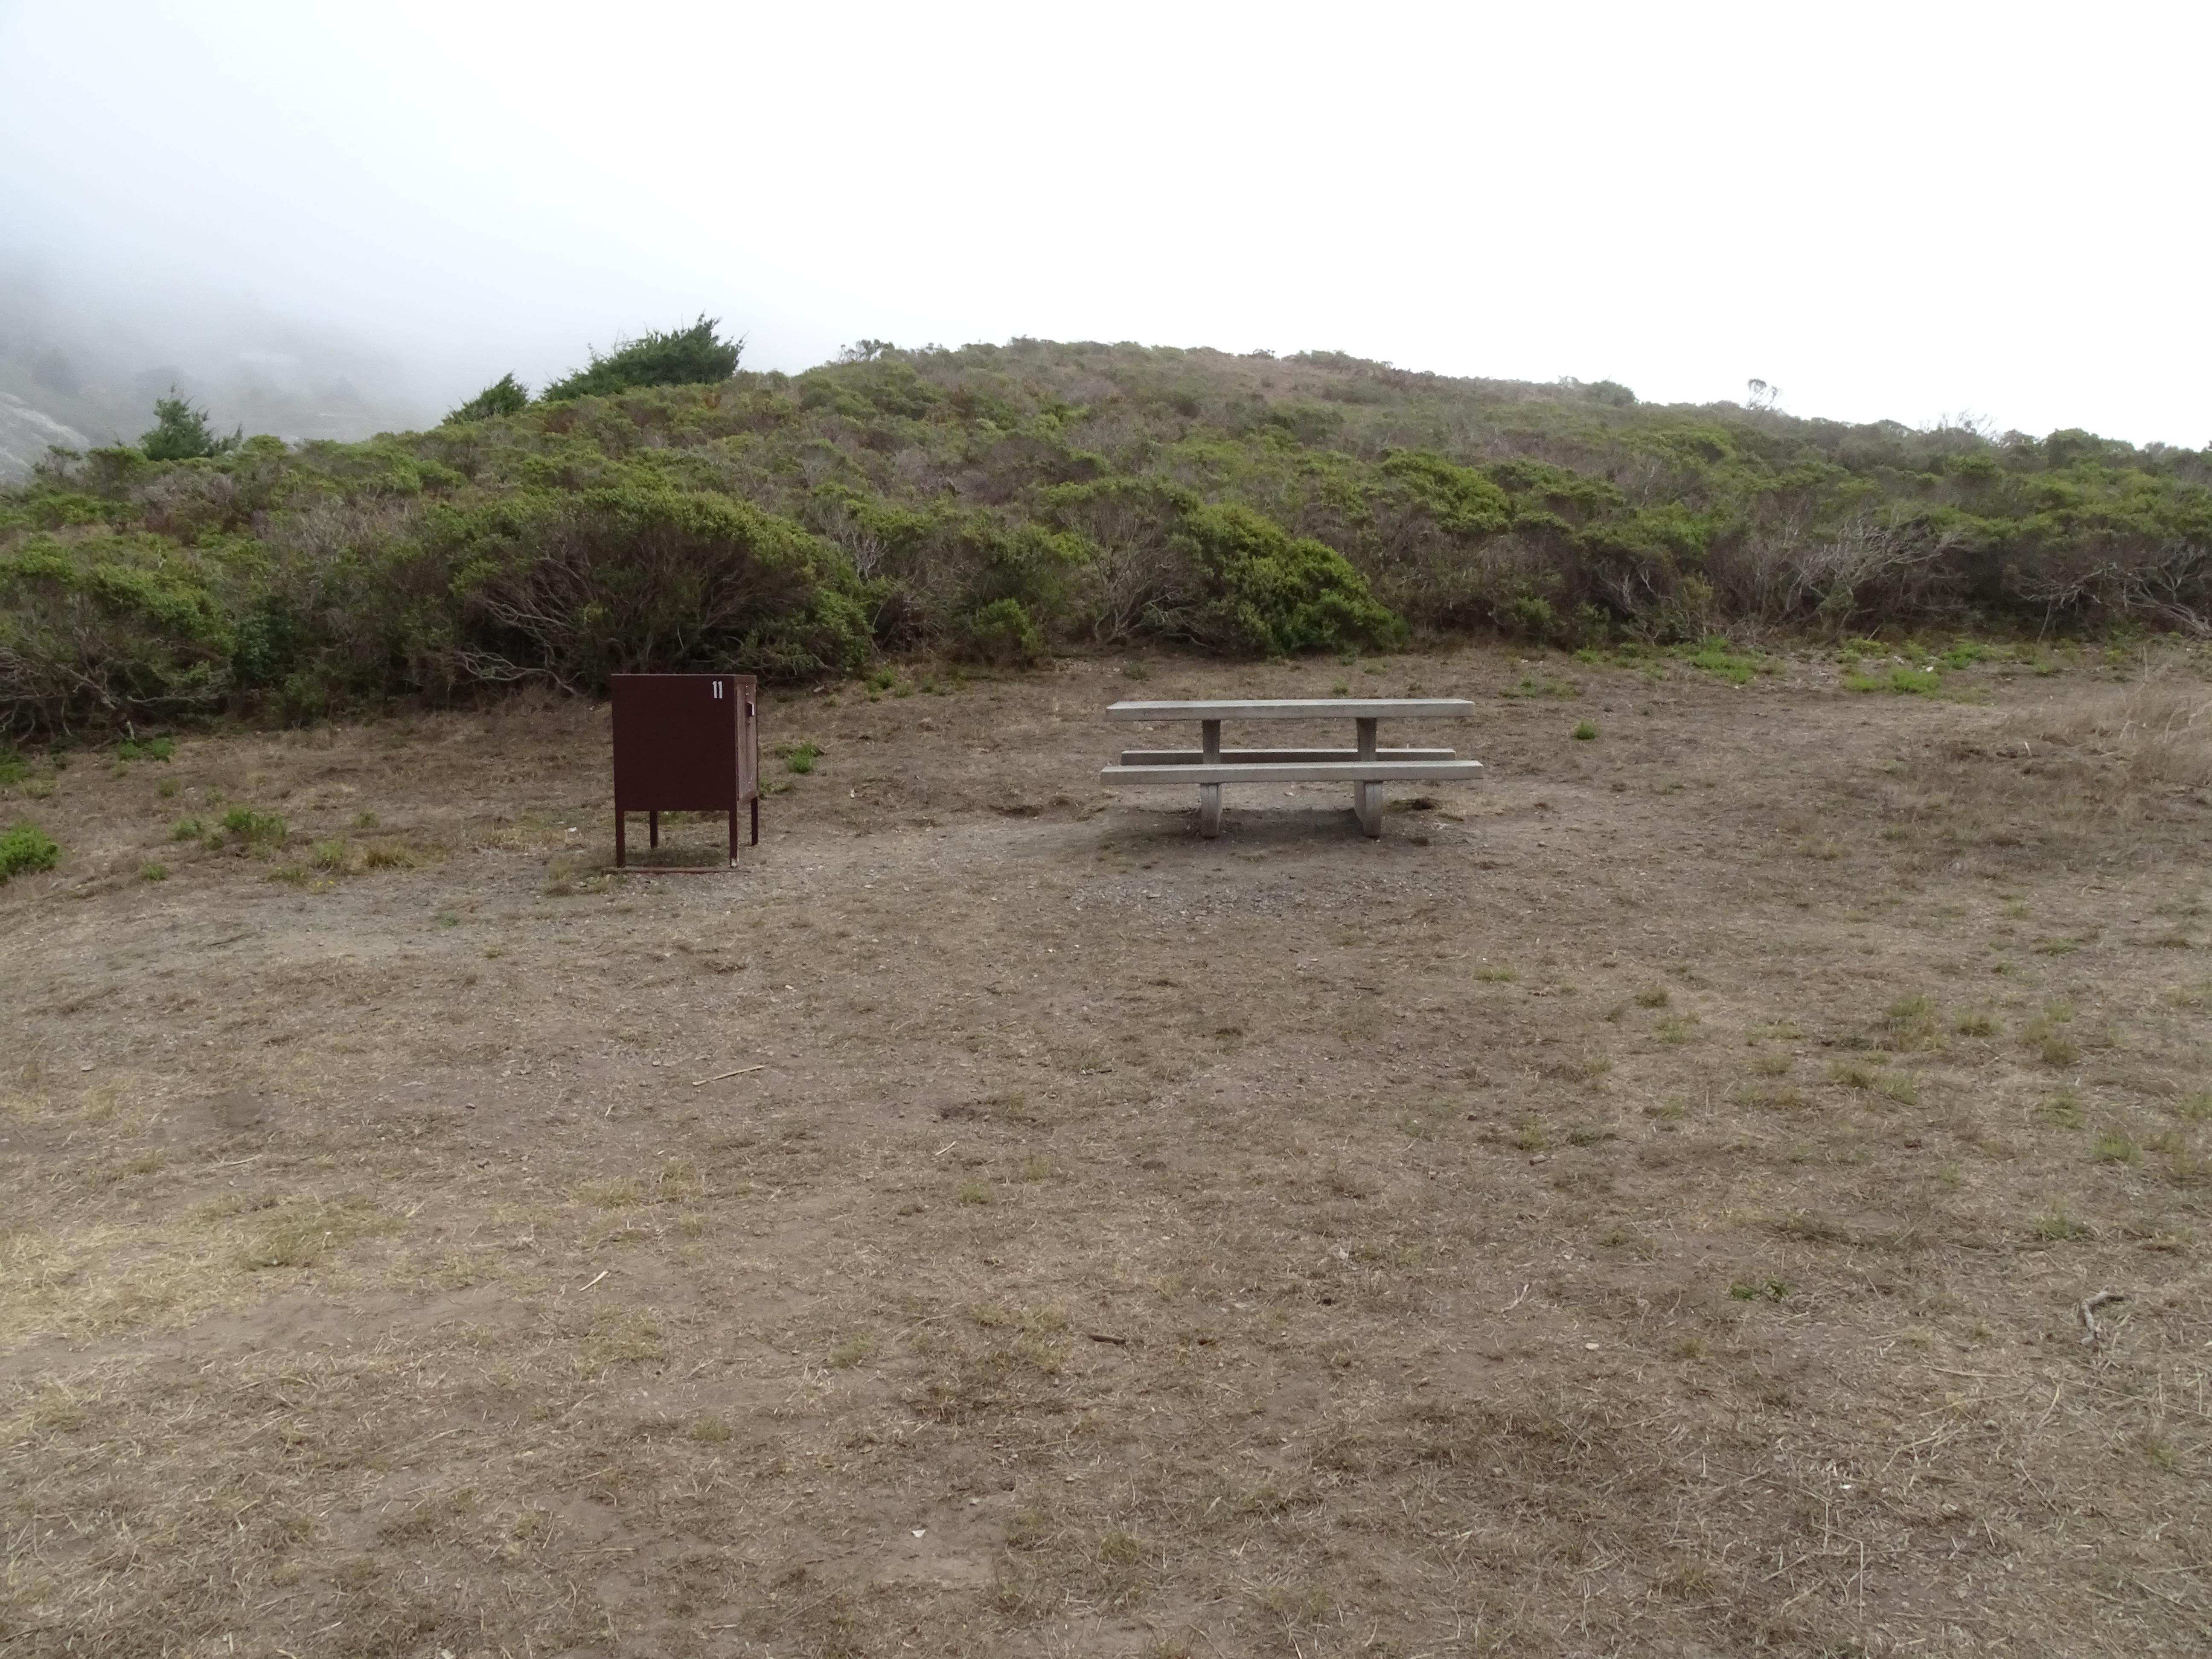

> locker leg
[729,800,739,866]
[615,807,626,868]
[649,810,659,849]
[751,797,759,846]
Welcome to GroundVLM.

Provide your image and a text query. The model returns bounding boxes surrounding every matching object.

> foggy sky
[2,0,2206,448]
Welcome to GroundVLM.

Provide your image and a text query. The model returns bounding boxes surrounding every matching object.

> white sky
[3,0,2206,445]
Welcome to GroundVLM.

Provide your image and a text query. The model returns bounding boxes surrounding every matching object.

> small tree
[541,317,742,402]
[444,373,530,424]
[140,390,240,461]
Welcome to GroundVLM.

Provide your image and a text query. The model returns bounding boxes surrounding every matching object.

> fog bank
[2,1,2206,463]
[0,259,429,474]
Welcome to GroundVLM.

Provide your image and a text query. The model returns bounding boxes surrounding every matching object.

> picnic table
[1100,698,1481,838]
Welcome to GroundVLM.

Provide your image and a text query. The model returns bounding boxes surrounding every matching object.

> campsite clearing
[4,642,2210,1657]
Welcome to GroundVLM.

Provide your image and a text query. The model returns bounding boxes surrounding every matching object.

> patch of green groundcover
[0,822,59,881]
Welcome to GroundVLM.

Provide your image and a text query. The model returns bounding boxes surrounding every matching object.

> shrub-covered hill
[3,337,2209,734]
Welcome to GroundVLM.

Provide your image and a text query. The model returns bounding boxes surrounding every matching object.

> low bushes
[433,483,873,692]
[5,338,2209,735]
[960,598,1046,667]
[0,821,58,881]
[0,533,241,734]
[1174,504,1404,656]
[541,317,742,402]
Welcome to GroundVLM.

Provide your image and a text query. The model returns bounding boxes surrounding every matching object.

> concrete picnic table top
[1105,698,1476,721]
[1100,696,1480,840]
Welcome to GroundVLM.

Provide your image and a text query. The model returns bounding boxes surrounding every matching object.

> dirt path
[5,645,2210,1656]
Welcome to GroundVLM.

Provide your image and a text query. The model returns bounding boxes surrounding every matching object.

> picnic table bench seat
[1101,698,1481,838]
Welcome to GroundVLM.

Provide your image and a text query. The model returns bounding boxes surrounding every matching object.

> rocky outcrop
[0,391,90,481]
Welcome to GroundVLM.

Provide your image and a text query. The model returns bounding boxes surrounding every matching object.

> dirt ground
[5,641,2212,1658]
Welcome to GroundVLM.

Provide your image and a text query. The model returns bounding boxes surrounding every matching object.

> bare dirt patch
[5,645,2212,1656]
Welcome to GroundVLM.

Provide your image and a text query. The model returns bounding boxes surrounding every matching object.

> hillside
[4,338,2210,735]
[0,263,425,475]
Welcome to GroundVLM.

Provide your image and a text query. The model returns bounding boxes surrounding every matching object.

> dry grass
[3,644,2211,1655]
[2010,665,2212,793]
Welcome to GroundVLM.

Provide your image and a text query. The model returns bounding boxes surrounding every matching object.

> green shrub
[0,534,238,734]
[1174,504,1404,656]
[541,317,741,401]
[1490,458,1627,524]
[0,822,59,880]
[1496,588,1609,649]
[220,807,287,844]
[444,373,530,424]
[1380,450,1513,536]
[809,486,1091,647]
[960,597,1045,667]
[434,483,872,691]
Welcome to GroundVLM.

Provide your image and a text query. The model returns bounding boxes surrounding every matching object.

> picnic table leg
[1353,717,1381,837]
[1199,718,1222,837]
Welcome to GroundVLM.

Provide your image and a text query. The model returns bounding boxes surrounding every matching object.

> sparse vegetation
[4,642,2210,1656]
[1731,1279,1790,1301]
[218,807,285,845]
[1502,674,1581,699]
[2093,1128,2139,1164]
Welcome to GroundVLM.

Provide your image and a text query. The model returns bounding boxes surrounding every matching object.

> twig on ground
[691,1064,765,1085]
[2078,1289,2126,1349]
